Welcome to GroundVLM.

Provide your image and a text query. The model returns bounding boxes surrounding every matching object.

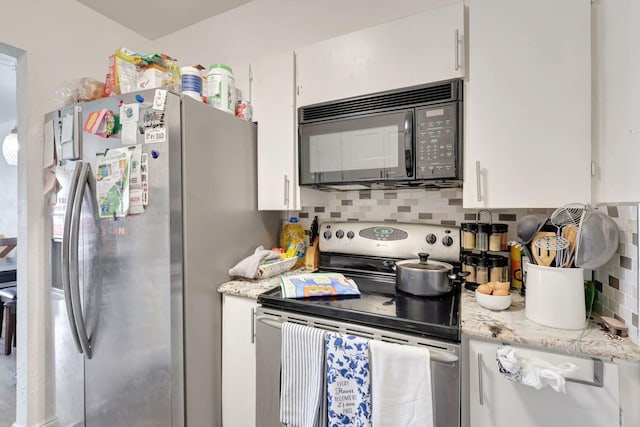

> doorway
[0,51,17,426]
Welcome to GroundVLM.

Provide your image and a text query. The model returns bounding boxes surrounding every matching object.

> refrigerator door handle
[62,162,84,354]
[69,162,93,359]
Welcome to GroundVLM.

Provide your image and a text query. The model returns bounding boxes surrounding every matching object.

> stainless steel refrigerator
[46,89,279,426]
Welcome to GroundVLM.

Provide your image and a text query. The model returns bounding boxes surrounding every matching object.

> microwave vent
[300,80,460,123]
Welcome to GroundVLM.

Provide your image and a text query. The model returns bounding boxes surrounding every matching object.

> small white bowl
[475,290,512,311]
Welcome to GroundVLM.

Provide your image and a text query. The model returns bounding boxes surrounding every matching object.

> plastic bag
[52,78,105,107]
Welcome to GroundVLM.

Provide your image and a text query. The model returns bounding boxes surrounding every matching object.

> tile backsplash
[282,190,640,345]
[593,204,639,343]
[288,187,551,245]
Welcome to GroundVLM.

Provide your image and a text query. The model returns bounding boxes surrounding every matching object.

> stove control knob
[336,230,344,239]
[442,236,454,247]
[425,233,437,245]
[323,230,332,239]
[347,231,355,239]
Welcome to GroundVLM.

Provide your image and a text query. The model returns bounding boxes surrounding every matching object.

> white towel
[280,323,326,427]
[228,245,281,279]
[370,340,433,427]
[326,332,372,426]
[496,345,577,393]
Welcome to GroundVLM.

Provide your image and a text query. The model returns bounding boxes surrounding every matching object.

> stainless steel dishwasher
[255,307,460,427]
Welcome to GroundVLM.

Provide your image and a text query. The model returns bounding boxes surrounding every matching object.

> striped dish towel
[280,322,327,427]
[326,332,372,426]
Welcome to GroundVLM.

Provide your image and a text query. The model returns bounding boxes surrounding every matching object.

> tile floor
[0,335,16,427]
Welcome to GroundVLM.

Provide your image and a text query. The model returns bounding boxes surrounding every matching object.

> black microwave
[298,79,463,189]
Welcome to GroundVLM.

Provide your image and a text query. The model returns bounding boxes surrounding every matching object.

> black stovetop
[257,267,461,342]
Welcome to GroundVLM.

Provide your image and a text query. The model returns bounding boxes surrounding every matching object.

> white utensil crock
[525,263,586,329]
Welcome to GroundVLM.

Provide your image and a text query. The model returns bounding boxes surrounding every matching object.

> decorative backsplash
[593,204,639,343]
[291,188,551,243]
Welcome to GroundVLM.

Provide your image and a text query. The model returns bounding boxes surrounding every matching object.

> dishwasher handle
[256,315,459,364]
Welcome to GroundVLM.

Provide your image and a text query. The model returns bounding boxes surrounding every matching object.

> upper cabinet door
[463,0,591,208]
[252,52,299,211]
[296,3,465,107]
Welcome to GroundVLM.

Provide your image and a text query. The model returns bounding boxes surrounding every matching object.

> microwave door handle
[404,111,413,177]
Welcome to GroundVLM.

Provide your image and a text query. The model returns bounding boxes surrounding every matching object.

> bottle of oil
[280,217,306,269]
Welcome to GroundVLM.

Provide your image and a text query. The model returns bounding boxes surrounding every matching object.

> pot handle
[449,270,471,282]
[382,260,396,271]
[418,253,429,264]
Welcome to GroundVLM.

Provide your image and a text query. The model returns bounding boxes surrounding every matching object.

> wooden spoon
[532,231,557,267]
[562,225,578,267]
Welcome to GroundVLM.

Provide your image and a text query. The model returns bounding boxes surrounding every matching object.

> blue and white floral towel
[280,322,327,427]
[325,332,372,427]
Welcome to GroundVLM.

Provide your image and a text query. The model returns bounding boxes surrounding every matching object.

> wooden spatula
[532,231,557,266]
[562,225,578,267]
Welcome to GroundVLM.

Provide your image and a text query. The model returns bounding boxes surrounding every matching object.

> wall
[0,120,17,246]
[0,2,151,426]
[594,204,639,343]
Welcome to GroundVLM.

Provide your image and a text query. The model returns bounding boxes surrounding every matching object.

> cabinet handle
[284,175,290,206]
[250,307,256,344]
[565,357,604,388]
[404,111,414,177]
[478,353,484,406]
[475,161,482,202]
[455,29,460,71]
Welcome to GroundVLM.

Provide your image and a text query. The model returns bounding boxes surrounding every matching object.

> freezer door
[52,286,85,427]
[75,92,178,426]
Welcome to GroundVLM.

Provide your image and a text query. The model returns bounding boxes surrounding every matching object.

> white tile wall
[291,188,551,243]
[593,204,639,343]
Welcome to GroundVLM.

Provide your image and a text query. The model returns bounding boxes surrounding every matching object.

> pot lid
[397,253,453,272]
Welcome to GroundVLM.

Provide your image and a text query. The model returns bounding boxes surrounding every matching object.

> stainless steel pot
[391,253,468,297]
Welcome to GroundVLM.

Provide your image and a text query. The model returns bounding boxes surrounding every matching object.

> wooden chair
[0,236,17,258]
[0,287,16,355]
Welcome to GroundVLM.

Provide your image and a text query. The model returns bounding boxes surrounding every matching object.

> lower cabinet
[222,295,258,427]
[465,338,620,427]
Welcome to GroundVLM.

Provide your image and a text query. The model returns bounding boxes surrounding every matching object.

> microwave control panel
[415,104,458,179]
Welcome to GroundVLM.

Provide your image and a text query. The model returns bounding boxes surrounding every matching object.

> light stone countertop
[218,272,640,362]
[217,269,304,299]
[217,275,281,299]
[461,288,640,362]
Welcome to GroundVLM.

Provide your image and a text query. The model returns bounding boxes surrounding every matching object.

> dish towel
[325,332,372,426]
[496,345,577,393]
[280,322,327,427]
[370,340,434,427]
[227,245,281,279]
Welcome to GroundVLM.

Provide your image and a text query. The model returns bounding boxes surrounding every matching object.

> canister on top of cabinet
[207,64,235,114]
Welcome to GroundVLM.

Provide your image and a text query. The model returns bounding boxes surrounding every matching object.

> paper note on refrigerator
[96,147,131,219]
[121,122,138,145]
[60,114,73,143]
[44,120,55,168]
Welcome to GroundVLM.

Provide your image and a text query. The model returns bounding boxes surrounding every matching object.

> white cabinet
[465,338,620,427]
[296,3,465,107]
[463,0,591,208]
[252,51,300,211]
[221,295,258,427]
